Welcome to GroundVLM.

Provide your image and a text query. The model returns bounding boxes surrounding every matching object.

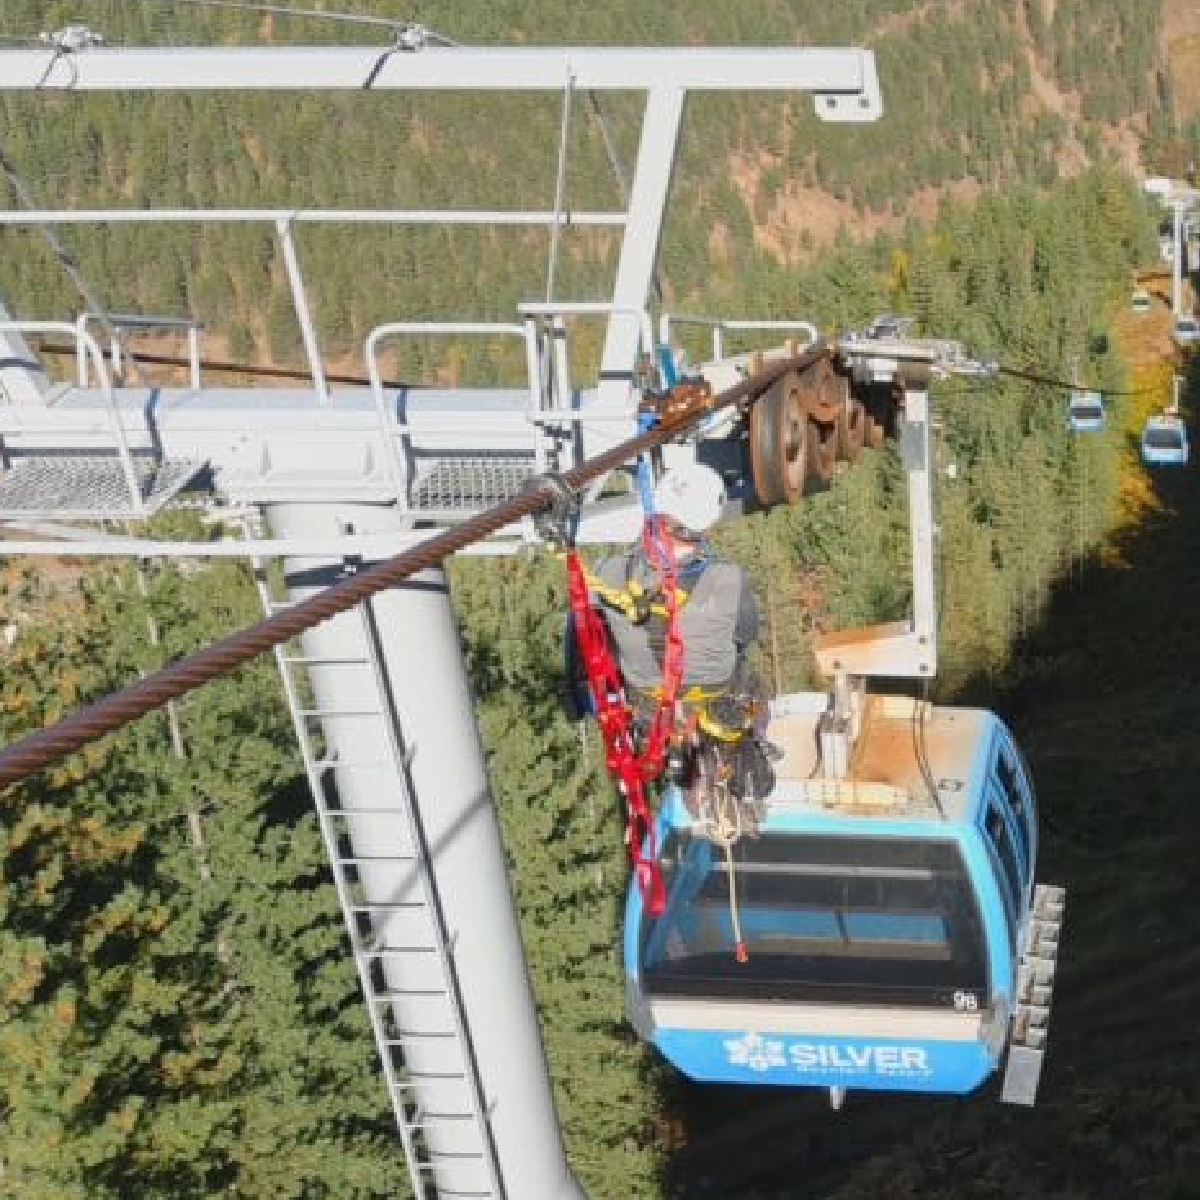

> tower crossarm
[0,43,880,113]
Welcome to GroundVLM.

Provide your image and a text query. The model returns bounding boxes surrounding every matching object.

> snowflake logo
[725,1030,786,1072]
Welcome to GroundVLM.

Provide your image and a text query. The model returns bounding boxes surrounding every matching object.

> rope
[35,341,406,388]
[565,547,665,914]
[584,90,665,307]
[722,839,747,964]
[993,363,1151,398]
[695,756,748,963]
[167,0,460,43]
[545,71,574,303]
[0,147,123,359]
[0,343,828,791]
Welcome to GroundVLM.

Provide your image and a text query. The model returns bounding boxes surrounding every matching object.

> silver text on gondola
[788,1043,929,1073]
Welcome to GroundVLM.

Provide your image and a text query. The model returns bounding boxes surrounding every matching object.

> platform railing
[659,314,820,363]
[0,319,145,512]
[364,320,538,509]
[75,311,204,389]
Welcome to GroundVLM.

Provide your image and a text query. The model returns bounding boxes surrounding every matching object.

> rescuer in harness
[592,461,777,804]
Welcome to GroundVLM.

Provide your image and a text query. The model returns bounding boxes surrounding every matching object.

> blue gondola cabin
[1067,389,1105,433]
[1140,413,1189,466]
[624,692,1064,1106]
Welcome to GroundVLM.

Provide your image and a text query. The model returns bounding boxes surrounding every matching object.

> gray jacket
[593,548,758,693]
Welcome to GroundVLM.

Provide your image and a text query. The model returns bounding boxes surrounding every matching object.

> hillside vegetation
[1,4,1196,1198]
[0,0,1186,368]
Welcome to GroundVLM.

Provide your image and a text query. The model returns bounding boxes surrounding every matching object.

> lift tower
[0,33,880,1200]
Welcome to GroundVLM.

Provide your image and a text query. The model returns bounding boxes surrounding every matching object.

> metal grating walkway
[0,452,205,518]
[410,451,536,515]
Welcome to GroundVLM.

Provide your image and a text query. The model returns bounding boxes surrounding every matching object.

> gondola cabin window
[984,799,1022,940]
[995,747,1032,876]
[640,833,988,1009]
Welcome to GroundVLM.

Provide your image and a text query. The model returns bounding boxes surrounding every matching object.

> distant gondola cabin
[1172,314,1200,347]
[1140,414,1189,466]
[1067,390,1105,432]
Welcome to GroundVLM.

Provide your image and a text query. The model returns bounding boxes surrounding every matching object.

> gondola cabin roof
[761,692,993,826]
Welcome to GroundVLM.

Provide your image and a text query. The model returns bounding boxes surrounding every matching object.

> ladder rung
[400,1106,481,1125]
[334,854,418,867]
[384,1030,458,1044]
[328,806,410,818]
[370,988,454,1002]
[312,758,393,773]
[409,1153,489,1170]
[383,1032,459,1047]
[357,945,439,959]
[299,707,383,719]
[279,653,369,667]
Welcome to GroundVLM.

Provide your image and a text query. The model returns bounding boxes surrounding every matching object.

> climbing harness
[629,517,686,781]
[564,503,766,939]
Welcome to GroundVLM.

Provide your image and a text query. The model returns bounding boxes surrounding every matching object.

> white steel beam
[0,45,880,109]
[275,217,329,405]
[598,85,684,408]
[0,209,626,226]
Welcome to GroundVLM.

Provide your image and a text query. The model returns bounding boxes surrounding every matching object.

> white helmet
[653,462,726,534]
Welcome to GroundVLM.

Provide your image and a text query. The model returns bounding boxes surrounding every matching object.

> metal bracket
[523,470,580,548]
[639,378,717,429]
[41,25,105,53]
[812,376,938,681]
[1001,883,1066,1105]
[811,60,883,123]
[816,672,864,778]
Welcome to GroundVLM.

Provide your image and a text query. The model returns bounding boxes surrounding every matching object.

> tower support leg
[265,501,587,1200]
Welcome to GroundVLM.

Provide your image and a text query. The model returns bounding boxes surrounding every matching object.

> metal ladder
[1001,882,1066,1106]
[252,556,504,1199]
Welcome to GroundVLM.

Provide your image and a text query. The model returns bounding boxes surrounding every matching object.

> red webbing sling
[565,516,685,916]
